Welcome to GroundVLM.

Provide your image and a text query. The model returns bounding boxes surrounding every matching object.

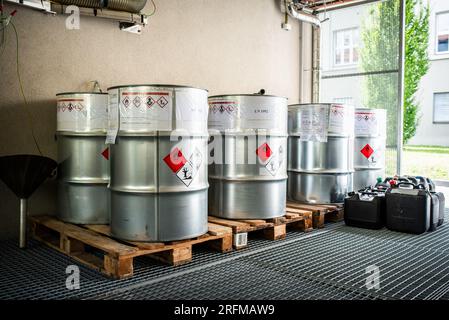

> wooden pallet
[208,209,313,250]
[286,202,344,228]
[30,216,233,279]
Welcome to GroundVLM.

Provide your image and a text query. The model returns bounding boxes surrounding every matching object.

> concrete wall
[409,0,449,146]
[0,0,303,239]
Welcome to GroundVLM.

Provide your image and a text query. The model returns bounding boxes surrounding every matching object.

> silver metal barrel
[353,108,387,191]
[208,94,288,219]
[287,104,354,204]
[107,85,209,242]
[56,92,110,224]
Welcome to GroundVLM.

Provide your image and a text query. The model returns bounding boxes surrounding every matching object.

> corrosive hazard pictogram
[163,148,187,173]
[256,143,272,162]
[361,144,374,159]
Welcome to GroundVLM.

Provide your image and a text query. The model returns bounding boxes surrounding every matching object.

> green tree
[404,0,430,142]
[361,0,429,144]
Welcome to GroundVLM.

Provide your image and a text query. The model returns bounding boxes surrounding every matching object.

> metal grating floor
[0,210,448,300]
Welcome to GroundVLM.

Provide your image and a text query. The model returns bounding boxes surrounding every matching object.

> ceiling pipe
[281,1,321,27]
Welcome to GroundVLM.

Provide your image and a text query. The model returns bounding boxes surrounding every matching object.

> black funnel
[0,154,57,199]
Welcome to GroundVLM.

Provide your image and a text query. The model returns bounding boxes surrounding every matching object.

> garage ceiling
[295,0,371,11]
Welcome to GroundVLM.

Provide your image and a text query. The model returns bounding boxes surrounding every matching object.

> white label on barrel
[328,104,353,135]
[240,99,281,130]
[298,105,329,142]
[57,97,86,131]
[57,94,107,132]
[119,88,173,131]
[175,89,208,133]
[355,111,379,136]
[106,89,119,144]
[208,98,238,130]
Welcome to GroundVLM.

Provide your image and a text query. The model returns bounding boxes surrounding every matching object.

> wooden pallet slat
[208,209,314,250]
[30,216,233,279]
[287,201,345,228]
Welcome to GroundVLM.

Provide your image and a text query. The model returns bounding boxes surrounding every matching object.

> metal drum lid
[208,95,288,135]
[288,104,355,141]
[106,85,208,137]
[56,93,108,133]
[354,108,387,137]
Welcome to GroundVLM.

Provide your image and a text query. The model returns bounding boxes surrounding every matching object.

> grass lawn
[386,145,449,180]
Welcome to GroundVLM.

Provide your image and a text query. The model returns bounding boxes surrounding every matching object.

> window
[333,97,354,105]
[434,93,449,123]
[436,12,449,54]
[334,28,359,66]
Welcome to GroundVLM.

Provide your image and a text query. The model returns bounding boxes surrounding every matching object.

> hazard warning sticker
[119,88,173,131]
[256,142,272,163]
[164,147,202,187]
[177,161,194,187]
[163,147,187,173]
[328,104,354,135]
[208,99,239,129]
[266,145,284,176]
[190,147,203,171]
[256,143,283,176]
[361,144,374,159]
[101,147,109,160]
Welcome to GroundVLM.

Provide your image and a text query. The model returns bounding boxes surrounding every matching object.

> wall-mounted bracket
[5,0,55,15]
[5,0,148,33]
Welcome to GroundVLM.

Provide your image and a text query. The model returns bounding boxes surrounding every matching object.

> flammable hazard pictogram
[101,148,109,160]
[122,96,131,108]
[163,147,187,173]
[256,143,272,162]
[361,144,374,159]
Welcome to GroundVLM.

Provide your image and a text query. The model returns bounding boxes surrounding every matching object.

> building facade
[320,0,449,147]
[409,0,449,146]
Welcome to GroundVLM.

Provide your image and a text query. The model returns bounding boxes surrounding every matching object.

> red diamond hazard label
[163,148,187,173]
[101,148,109,160]
[256,143,272,162]
[361,144,374,159]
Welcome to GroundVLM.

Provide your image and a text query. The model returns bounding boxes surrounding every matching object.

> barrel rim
[56,92,108,96]
[107,84,208,92]
[209,94,288,99]
[354,108,387,112]
[288,103,355,108]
